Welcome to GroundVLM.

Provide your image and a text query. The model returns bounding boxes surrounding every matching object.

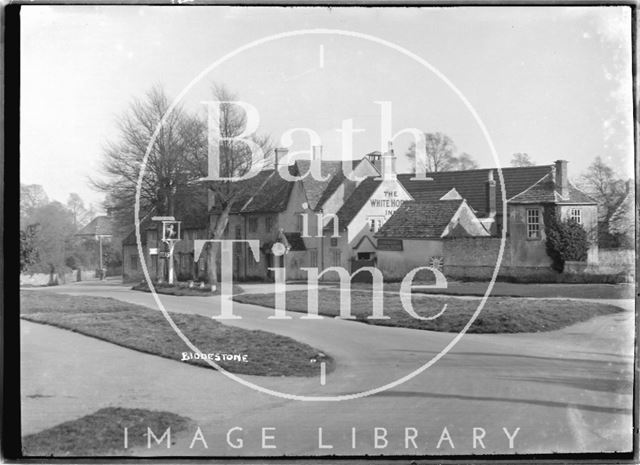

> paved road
[21,281,634,456]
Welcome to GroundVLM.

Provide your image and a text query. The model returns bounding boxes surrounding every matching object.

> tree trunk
[206,198,233,291]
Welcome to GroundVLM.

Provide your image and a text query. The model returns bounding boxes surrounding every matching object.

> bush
[544,207,589,273]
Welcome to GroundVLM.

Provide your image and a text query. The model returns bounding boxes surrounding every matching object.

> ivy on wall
[543,206,589,273]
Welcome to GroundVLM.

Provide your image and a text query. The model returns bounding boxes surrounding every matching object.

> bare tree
[510,153,535,167]
[20,184,49,225]
[66,193,93,230]
[579,156,627,219]
[92,85,203,232]
[406,132,457,173]
[189,84,272,288]
[578,156,630,248]
[407,133,478,172]
[451,152,478,170]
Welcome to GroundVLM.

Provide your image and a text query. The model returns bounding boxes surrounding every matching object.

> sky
[20,6,634,210]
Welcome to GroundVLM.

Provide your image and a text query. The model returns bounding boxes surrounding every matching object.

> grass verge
[21,291,333,376]
[131,281,244,296]
[233,289,624,333]
[347,281,635,300]
[22,407,191,456]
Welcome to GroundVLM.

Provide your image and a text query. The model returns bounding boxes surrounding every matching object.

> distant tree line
[19,185,121,276]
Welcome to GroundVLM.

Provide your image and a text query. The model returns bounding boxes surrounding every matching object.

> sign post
[152,216,182,285]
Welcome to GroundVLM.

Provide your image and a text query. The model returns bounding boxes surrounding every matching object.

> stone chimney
[555,160,569,199]
[274,147,288,171]
[380,141,397,180]
[485,169,496,217]
[312,145,323,161]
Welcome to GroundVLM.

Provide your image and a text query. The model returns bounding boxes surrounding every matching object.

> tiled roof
[75,216,113,237]
[208,169,294,214]
[311,159,366,211]
[208,160,364,215]
[296,160,345,211]
[508,173,597,205]
[283,232,306,251]
[397,165,553,216]
[328,177,382,231]
[375,200,464,239]
[121,216,157,246]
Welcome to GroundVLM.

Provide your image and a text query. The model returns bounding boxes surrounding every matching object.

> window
[235,225,242,239]
[297,214,304,233]
[330,237,338,247]
[130,254,139,271]
[248,217,258,233]
[570,208,582,224]
[331,249,341,267]
[368,216,384,232]
[526,208,541,239]
[309,249,318,267]
[265,216,274,232]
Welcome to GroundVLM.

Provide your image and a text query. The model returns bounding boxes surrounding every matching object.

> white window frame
[368,216,384,233]
[569,208,582,224]
[526,208,541,240]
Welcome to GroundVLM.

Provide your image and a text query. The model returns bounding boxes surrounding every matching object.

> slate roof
[75,216,113,237]
[283,232,306,251]
[208,168,294,214]
[397,165,553,216]
[310,159,368,211]
[207,160,366,215]
[328,177,382,231]
[375,200,464,239]
[508,173,597,205]
[121,216,157,246]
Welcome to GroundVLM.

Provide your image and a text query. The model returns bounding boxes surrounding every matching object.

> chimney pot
[274,147,288,170]
[312,145,323,161]
[486,169,496,217]
[379,142,397,180]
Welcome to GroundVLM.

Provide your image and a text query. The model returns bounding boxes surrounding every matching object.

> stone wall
[442,237,558,281]
[20,269,102,286]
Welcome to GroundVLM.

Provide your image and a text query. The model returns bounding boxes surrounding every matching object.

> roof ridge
[397,164,554,177]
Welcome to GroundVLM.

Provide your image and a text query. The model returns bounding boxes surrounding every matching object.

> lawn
[233,289,625,333]
[21,291,333,376]
[22,407,191,456]
[348,281,635,300]
[131,281,244,297]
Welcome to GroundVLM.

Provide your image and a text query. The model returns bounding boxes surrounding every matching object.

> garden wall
[20,268,103,286]
[442,237,558,282]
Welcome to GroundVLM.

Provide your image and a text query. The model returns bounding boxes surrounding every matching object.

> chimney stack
[274,147,288,171]
[312,145,323,161]
[555,160,569,199]
[486,169,496,217]
[380,141,397,180]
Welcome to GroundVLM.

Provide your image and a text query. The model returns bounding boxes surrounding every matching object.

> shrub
[544,207,589,273]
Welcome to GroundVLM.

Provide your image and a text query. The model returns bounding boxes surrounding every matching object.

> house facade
[121,145,599,283]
